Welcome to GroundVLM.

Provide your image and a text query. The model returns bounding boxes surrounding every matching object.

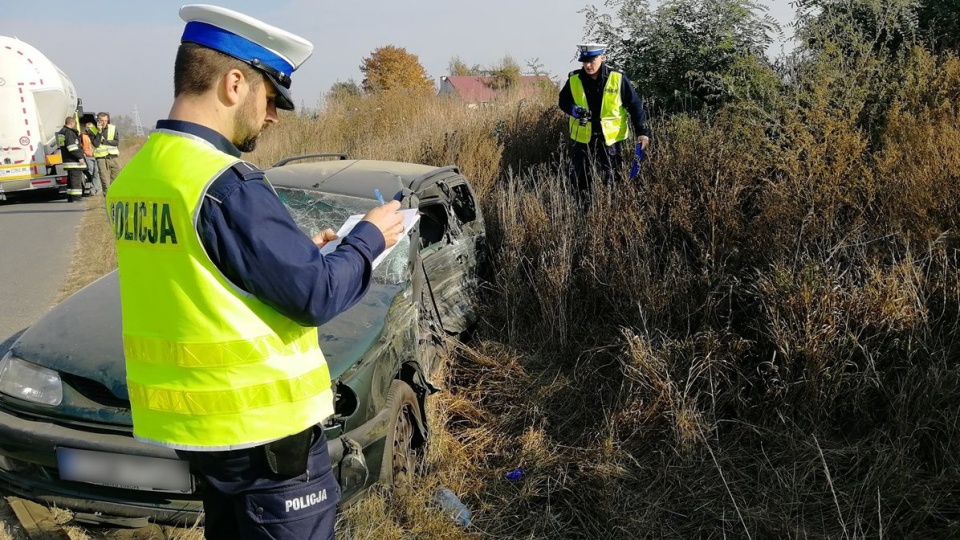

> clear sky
[0,1,797,128]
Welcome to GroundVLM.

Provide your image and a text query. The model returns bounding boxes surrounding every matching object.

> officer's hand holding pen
[363,199,404,249]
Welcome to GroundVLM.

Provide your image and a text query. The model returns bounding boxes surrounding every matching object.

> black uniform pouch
[263,426,314,478]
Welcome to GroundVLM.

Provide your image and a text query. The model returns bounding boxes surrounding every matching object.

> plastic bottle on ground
[434,487,472,527]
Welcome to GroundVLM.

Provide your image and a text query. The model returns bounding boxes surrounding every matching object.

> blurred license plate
[56,447,193,494]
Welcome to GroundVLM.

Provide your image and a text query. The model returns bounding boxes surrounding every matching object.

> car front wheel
[380,379,425,497]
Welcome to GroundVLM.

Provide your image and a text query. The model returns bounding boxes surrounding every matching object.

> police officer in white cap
[559,43,651,200]
[106,5,405,539]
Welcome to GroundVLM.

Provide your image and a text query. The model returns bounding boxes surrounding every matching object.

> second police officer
[558,43,652,201]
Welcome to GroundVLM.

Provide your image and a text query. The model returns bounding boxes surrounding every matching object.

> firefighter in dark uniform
[56,116,86,202]
[105,5,405,539]
[558,43,651,200]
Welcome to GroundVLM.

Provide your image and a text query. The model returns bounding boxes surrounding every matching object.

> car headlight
[0,352,63,406]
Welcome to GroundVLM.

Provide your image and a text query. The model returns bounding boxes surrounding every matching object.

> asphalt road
[0,195,85,357]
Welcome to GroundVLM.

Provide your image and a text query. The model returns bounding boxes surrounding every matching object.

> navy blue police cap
[577,43,607,62]
[179,4,313,111]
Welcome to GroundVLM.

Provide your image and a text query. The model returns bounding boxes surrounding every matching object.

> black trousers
[179,427,339,540]
[570,137,624,200]
[65,168,85,201]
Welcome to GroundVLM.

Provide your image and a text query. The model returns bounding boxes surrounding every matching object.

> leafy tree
[795,0,920,57]
[525,57,547,77]
[789,0,931,146]
[797,0,960,55]
[917,0,960,52]
[584,0,781,112]
[486,55,523,90]
[448,56,484,76]
[360,46,434,94]
[326,79,361,102]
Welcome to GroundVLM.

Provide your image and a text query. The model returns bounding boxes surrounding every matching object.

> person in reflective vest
[81,122,102,195]
[92,112,120,192]
[56,116,86,202]
[105,5,404,539]
[558,43,651,201]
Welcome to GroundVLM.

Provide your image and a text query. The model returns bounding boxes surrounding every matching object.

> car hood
[10,271,398,401]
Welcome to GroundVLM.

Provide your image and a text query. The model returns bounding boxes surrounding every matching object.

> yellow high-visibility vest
[568,70,630,146]
[106,130,334,451]
[93,124,119,158]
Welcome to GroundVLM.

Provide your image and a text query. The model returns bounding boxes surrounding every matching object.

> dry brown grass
[55,196,116,303]
[55,136,145,303]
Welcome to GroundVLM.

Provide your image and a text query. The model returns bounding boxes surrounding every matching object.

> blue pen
[374,188,386,205]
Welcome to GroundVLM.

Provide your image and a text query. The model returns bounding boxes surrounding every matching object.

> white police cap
[576,43,607,62]
[179,4,313,110]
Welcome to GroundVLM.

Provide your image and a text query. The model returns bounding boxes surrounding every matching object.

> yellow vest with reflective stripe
[568,71,630,146]
[92,124,118,158]
[106,130,334,451]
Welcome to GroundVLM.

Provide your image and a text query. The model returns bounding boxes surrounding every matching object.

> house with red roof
[438,75,555,107]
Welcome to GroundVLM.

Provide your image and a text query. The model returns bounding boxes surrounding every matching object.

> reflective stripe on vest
[105,124,120,156]
[568,71,630,146]
[106,130,334,451]
[92,124,118,158]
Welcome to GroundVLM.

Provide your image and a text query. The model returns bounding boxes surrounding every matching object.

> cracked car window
[276,187,411,285]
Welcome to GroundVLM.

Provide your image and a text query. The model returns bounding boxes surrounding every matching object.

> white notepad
[318,209,420,268]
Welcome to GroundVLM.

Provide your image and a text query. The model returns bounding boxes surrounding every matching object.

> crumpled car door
[416,175,483,335]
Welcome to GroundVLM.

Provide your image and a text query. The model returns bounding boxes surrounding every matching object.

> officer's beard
[233,92,261,153]
[236,135,259,153]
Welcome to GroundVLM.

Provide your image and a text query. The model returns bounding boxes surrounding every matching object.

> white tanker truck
[0,35,81,199]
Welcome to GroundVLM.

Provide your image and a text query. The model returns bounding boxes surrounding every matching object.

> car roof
[265,159,444,200]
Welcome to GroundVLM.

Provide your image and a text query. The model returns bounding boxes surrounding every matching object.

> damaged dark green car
[0,155,484,526]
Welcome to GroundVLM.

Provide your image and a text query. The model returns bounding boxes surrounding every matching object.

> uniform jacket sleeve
[61,129,84,161]
[198,170,386,328]
[620,77,652,139]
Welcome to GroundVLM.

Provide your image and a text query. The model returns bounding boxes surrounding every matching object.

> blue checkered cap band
[182,21,294,78]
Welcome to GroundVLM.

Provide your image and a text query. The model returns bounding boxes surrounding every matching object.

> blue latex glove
[571,106,588,119]
[629,142,645,179]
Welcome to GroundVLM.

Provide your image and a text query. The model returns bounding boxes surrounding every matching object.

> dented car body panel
[0,158,484,524]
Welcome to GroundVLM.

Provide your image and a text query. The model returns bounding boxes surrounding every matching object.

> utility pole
[132,104,145,137]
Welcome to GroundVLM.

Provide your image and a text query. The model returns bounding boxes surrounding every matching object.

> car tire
[380,379,424,498]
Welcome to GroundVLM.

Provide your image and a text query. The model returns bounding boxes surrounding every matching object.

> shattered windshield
[276,187,411,285]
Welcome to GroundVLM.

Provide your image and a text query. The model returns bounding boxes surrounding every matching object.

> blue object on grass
[505,467,525,481]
